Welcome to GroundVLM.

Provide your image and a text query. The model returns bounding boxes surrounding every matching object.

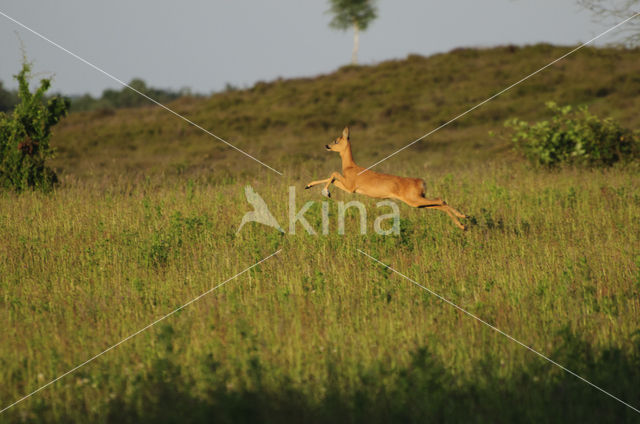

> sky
[0,1,623,97]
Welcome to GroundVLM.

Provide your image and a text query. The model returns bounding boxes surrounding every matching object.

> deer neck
[340,143,357,171]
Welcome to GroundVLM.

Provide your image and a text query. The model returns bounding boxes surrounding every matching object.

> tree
[0,61,69,191]
[328,0,378,65]
[71,78,184,112]
[578,0,640,46]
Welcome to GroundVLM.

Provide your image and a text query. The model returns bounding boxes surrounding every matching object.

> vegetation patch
[505,101,640,167]
[0,62,69,191]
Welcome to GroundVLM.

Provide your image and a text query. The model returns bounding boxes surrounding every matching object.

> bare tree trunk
[351,22,360,65]
[579,0,640,46]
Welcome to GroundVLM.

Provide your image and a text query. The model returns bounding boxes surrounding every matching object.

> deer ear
[342,126,350,140]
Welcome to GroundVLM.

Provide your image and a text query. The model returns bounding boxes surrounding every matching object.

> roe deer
[305,127,468,230]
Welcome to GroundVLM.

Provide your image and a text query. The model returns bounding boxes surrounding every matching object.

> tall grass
[1,44,640,422]
[1,159,639,422]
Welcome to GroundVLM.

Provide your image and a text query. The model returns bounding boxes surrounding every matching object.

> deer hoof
[304,185,311,189]
[321,188,331,198]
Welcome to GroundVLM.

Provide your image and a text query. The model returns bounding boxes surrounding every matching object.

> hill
[51,43,640,181]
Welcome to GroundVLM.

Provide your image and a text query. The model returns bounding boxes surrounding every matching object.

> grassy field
[1,44,640,423]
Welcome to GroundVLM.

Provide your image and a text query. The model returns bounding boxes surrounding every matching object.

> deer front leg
[305,178,332,189]
[305,173,350,197]
[322,172,351,198]
[321,178,352,198]
[331,179,351,194]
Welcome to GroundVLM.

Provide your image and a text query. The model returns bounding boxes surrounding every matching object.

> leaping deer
[305,127,469,230]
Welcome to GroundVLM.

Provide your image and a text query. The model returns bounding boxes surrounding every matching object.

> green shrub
[505,101,639,167]
[0,61,69,191]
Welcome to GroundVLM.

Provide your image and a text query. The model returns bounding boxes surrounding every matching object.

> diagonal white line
[358,12,640,175]
[0,249,281,415]
[357,248,640,415]
[0,10,283,176]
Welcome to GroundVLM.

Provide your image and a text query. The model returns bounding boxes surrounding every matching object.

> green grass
[1,44,640,423]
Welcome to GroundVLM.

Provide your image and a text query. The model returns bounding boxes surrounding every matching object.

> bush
[505,102,640,167]
[0,61,69,191]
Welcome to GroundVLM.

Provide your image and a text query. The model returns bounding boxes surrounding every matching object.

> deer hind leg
[445,204,468,219]
[407,197,446,208]
[430,206,466,230]
[414,196,467,219]
[405,197,466,230]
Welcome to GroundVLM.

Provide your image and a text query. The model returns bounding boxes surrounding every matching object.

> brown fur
[305,127,468,230]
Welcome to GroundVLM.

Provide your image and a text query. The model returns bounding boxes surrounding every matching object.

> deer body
[305,127,468,230]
